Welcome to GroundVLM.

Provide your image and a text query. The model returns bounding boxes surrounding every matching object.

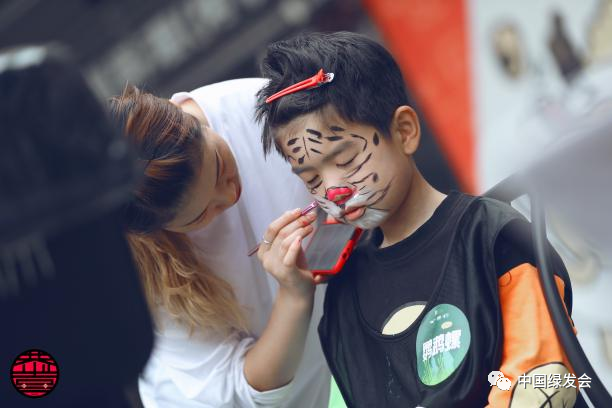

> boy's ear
[391,105,420,155]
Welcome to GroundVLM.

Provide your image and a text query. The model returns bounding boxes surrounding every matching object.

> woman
[110,78,330,408]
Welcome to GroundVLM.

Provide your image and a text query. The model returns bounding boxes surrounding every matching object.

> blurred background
[1,0,610,396]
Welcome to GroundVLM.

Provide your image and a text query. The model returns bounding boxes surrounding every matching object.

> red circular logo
[10,349,59,398]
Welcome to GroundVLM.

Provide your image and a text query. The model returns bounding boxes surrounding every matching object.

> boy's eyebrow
[292,140,354,175]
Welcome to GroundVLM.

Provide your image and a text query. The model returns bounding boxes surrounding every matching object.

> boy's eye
[336,153,358,168]
[305,175,323,192]
[310,180,323,192]
[306,175,319,184]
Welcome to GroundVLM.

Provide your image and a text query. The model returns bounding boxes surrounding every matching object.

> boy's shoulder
[418,193,530,253]
[346,193,525,254]
[462,193,528,228]
[419,192,526,235]
[327,194,526,286]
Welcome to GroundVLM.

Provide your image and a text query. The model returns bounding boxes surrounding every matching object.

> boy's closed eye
[306,175,323,192]
[336,153,358,168]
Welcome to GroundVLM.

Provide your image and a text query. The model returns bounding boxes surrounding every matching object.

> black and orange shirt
[318,192,581,408]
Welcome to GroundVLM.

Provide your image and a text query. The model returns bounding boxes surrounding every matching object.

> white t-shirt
[138,78,330,408]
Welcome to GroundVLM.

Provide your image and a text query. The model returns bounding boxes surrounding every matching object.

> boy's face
[275,110,414,230]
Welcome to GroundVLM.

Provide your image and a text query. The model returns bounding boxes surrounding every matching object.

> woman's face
[165,126,242,233]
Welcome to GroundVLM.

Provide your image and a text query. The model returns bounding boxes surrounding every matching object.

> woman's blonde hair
[110,86,247,335]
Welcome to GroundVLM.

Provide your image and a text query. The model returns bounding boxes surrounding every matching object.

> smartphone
[305,221,363,276]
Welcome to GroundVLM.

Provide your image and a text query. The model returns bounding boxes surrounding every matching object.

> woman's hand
[257,208,317,300]
[245,208,318,392]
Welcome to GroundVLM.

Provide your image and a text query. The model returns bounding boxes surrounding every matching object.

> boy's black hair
[256,31,410,157]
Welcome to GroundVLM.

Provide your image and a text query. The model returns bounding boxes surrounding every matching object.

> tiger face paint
[276,111,412,230]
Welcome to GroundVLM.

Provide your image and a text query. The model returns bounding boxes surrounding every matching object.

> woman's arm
[244,208,318,391]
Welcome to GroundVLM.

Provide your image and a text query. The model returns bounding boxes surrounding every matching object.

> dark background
[0,0,458,192]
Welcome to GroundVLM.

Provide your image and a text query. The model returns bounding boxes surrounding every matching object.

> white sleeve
[139,323,293,408]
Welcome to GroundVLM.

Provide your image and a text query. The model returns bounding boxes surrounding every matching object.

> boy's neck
[378,167,447,248]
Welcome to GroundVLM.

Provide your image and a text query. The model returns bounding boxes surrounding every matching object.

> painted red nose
[326,187,354,205]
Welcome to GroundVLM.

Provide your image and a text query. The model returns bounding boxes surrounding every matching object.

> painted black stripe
[350,172,374,185]
[346,153,372,178]
[311,180,323,190]
[325,135,344,142]
[336,153,358,168]
[368,178,393,206]
[306,129,322,137]
[351,134,368,151]
[302,136,310,158]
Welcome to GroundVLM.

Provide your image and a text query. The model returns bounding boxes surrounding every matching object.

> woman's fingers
[260,223,312,267]
[259,210,301,259]
[282,236,302,267]
[279,224,313,252]
[265,210,317,249]
[258,210,317,299]
[313,274,331,285]
[258,207,318,294]
[277,212,317,242]
[263,208,301,244]
[263,208,316,243]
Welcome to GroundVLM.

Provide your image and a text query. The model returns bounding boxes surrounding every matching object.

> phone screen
[305,222,362,274]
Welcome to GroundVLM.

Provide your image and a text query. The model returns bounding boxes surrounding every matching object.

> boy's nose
[326,186,354,205]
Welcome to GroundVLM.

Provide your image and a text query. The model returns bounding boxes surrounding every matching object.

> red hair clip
[265,68,334,104]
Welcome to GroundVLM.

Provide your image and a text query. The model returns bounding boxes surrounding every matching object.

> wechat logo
[488,370,512,391]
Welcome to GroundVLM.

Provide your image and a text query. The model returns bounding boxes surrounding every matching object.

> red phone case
[310,227,363,276]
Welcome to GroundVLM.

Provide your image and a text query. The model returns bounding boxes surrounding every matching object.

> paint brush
[247,201,319,256]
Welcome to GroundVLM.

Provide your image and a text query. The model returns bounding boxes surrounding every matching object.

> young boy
[256,32,582,408]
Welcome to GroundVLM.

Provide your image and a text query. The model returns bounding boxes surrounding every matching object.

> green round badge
[416,303,471,386]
